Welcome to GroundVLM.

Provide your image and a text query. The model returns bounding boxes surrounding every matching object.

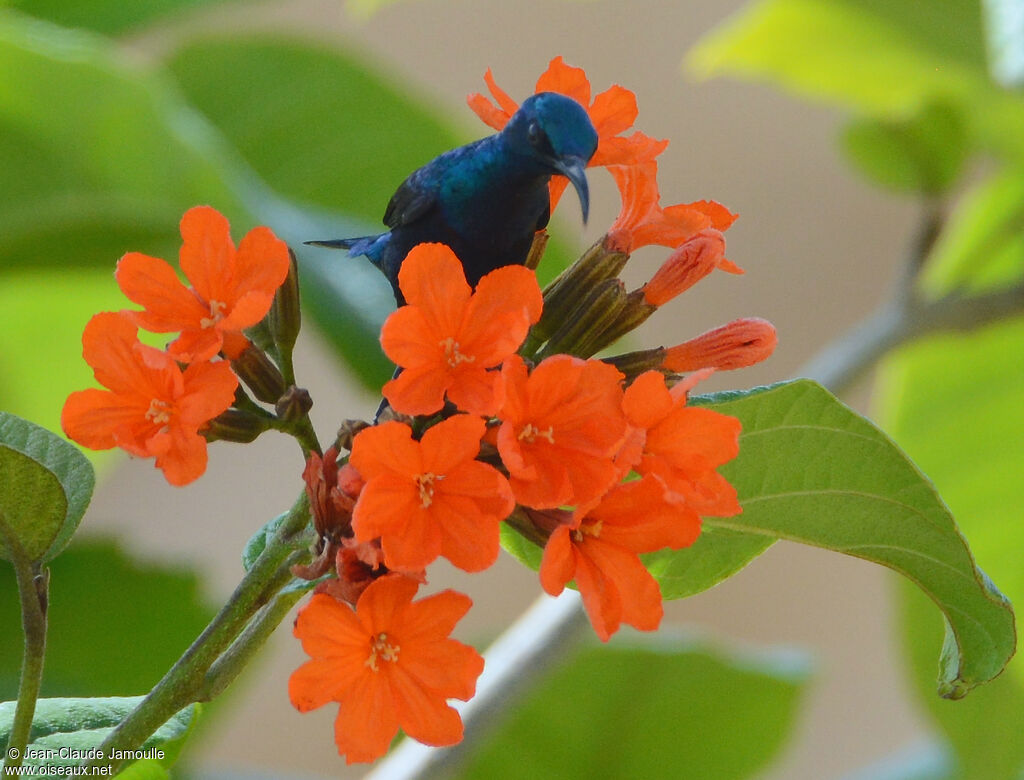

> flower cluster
[62,206,294,485]
[289,59,777,763]
[61,59,778,768]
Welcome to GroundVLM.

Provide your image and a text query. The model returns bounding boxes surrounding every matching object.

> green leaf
[877,316,1024,778]
[0,696,198,767]
[688,0,985,115]
[842,101,969,194]
[687,0,1024,164]
[0,11,246,273]
[459,635,810,780]
[164,35,460,225]
[0,412,94,563]
[0,539,214,699]
[7,0,247,36]
[693,380,1014,697]
[504,379,1016,697]
[919,168,1024,297]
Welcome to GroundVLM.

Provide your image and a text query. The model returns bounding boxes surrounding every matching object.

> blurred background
[1,0,1021,778]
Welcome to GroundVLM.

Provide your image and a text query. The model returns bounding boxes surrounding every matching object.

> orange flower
[115,206,290,362]
[381,243,542,417]
[622,371,742,517]
[642,229,743,306]
[467,57,668,210]
[607,162,739,255]
[539,476,695,641]
[496,355,628,509]
[290,576,484,764]
[61,312,237,485]
[662,318,778,373]
[349,415,514,572]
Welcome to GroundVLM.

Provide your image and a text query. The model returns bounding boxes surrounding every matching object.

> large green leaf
[0,540,214,699]
[164,36,460,223]
[459,636,809,780]
[502,379,1015,697]
[0,412,94,564]
[687,0,1024,163]
[0,696,197,768]
[877,317,1024,778]
[688,0,985,114]
[0,11,246,272]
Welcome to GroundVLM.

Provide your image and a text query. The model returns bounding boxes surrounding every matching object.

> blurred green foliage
[460,637,810,780]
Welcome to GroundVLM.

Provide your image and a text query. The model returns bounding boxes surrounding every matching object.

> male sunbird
[307,92,599,303]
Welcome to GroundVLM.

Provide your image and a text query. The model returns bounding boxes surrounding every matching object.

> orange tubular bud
[641,229,740,307]
[662,318,778,373]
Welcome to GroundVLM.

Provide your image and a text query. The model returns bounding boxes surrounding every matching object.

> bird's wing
[382,139,490,229]
[382,168,437,228]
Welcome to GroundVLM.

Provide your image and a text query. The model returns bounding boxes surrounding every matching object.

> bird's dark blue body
[308,92,598,304]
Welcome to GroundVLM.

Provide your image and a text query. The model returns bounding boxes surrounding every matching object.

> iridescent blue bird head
[502,92,599,222]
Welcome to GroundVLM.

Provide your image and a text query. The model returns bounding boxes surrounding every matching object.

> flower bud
[230,342,287,404]
[662,318,778,373]
[641,229,741,307]
[578,289,656,357]
[533,237,630,346]
[275,385,313,422]
[538,278,629,359]
[335,419,371,452]
[203,408,271,443]
[269,249,302,364]
[603,346,667,379]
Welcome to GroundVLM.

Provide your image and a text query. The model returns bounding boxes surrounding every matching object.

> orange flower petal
[382,364,450,417]
[400,635,483,702]
[396,244,472,335]
[166,327,223,364]
[485,67,519,116]
[539,525,577,596]
[333,671,399,764]
[178,359,238,425]
[433,495,501,573]
[82,312,173,397]
[443,366,503,418]
[116,252,208,333]
[178,205,234,304]
[572,544,620,641]
[467,91,510,131]
[581,536,663,634]
[289,657,360,713]
[535,56,591,106]
[294,592,368,657]
[588,84,638,138]
[391,664,465,748]
[61,389,146,451]
[232,225,290,299]
[349,421,423,480]
[419,415,486,474]
[622,371,674,429]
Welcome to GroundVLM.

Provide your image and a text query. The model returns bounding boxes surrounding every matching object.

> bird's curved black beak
[553,155,591,224]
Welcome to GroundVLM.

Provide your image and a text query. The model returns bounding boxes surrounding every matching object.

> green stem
[0,516,48,777]
[201,571,309,701]
[87,492,312,773]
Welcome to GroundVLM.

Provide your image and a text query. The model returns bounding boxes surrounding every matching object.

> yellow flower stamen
[439,337,475,368]
[414,472,440,508]
[517,423,555,444]
[200,299,228,329]
[145,399,173,426]
[365,632,400,672]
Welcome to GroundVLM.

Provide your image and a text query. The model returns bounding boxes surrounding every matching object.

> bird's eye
[527,122,554,156]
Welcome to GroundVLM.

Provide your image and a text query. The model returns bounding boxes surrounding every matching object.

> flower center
[517,423,555,445]
[200,299,228,329]
[572,519,603,543]
[365,632,400,672]
[145,399,174,426]
[439,337,475,368]
[414,472,441,508]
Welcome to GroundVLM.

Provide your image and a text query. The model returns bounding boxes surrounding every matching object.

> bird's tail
[304,233,390,268]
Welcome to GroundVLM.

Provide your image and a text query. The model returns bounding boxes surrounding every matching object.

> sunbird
[307,92,599,303]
